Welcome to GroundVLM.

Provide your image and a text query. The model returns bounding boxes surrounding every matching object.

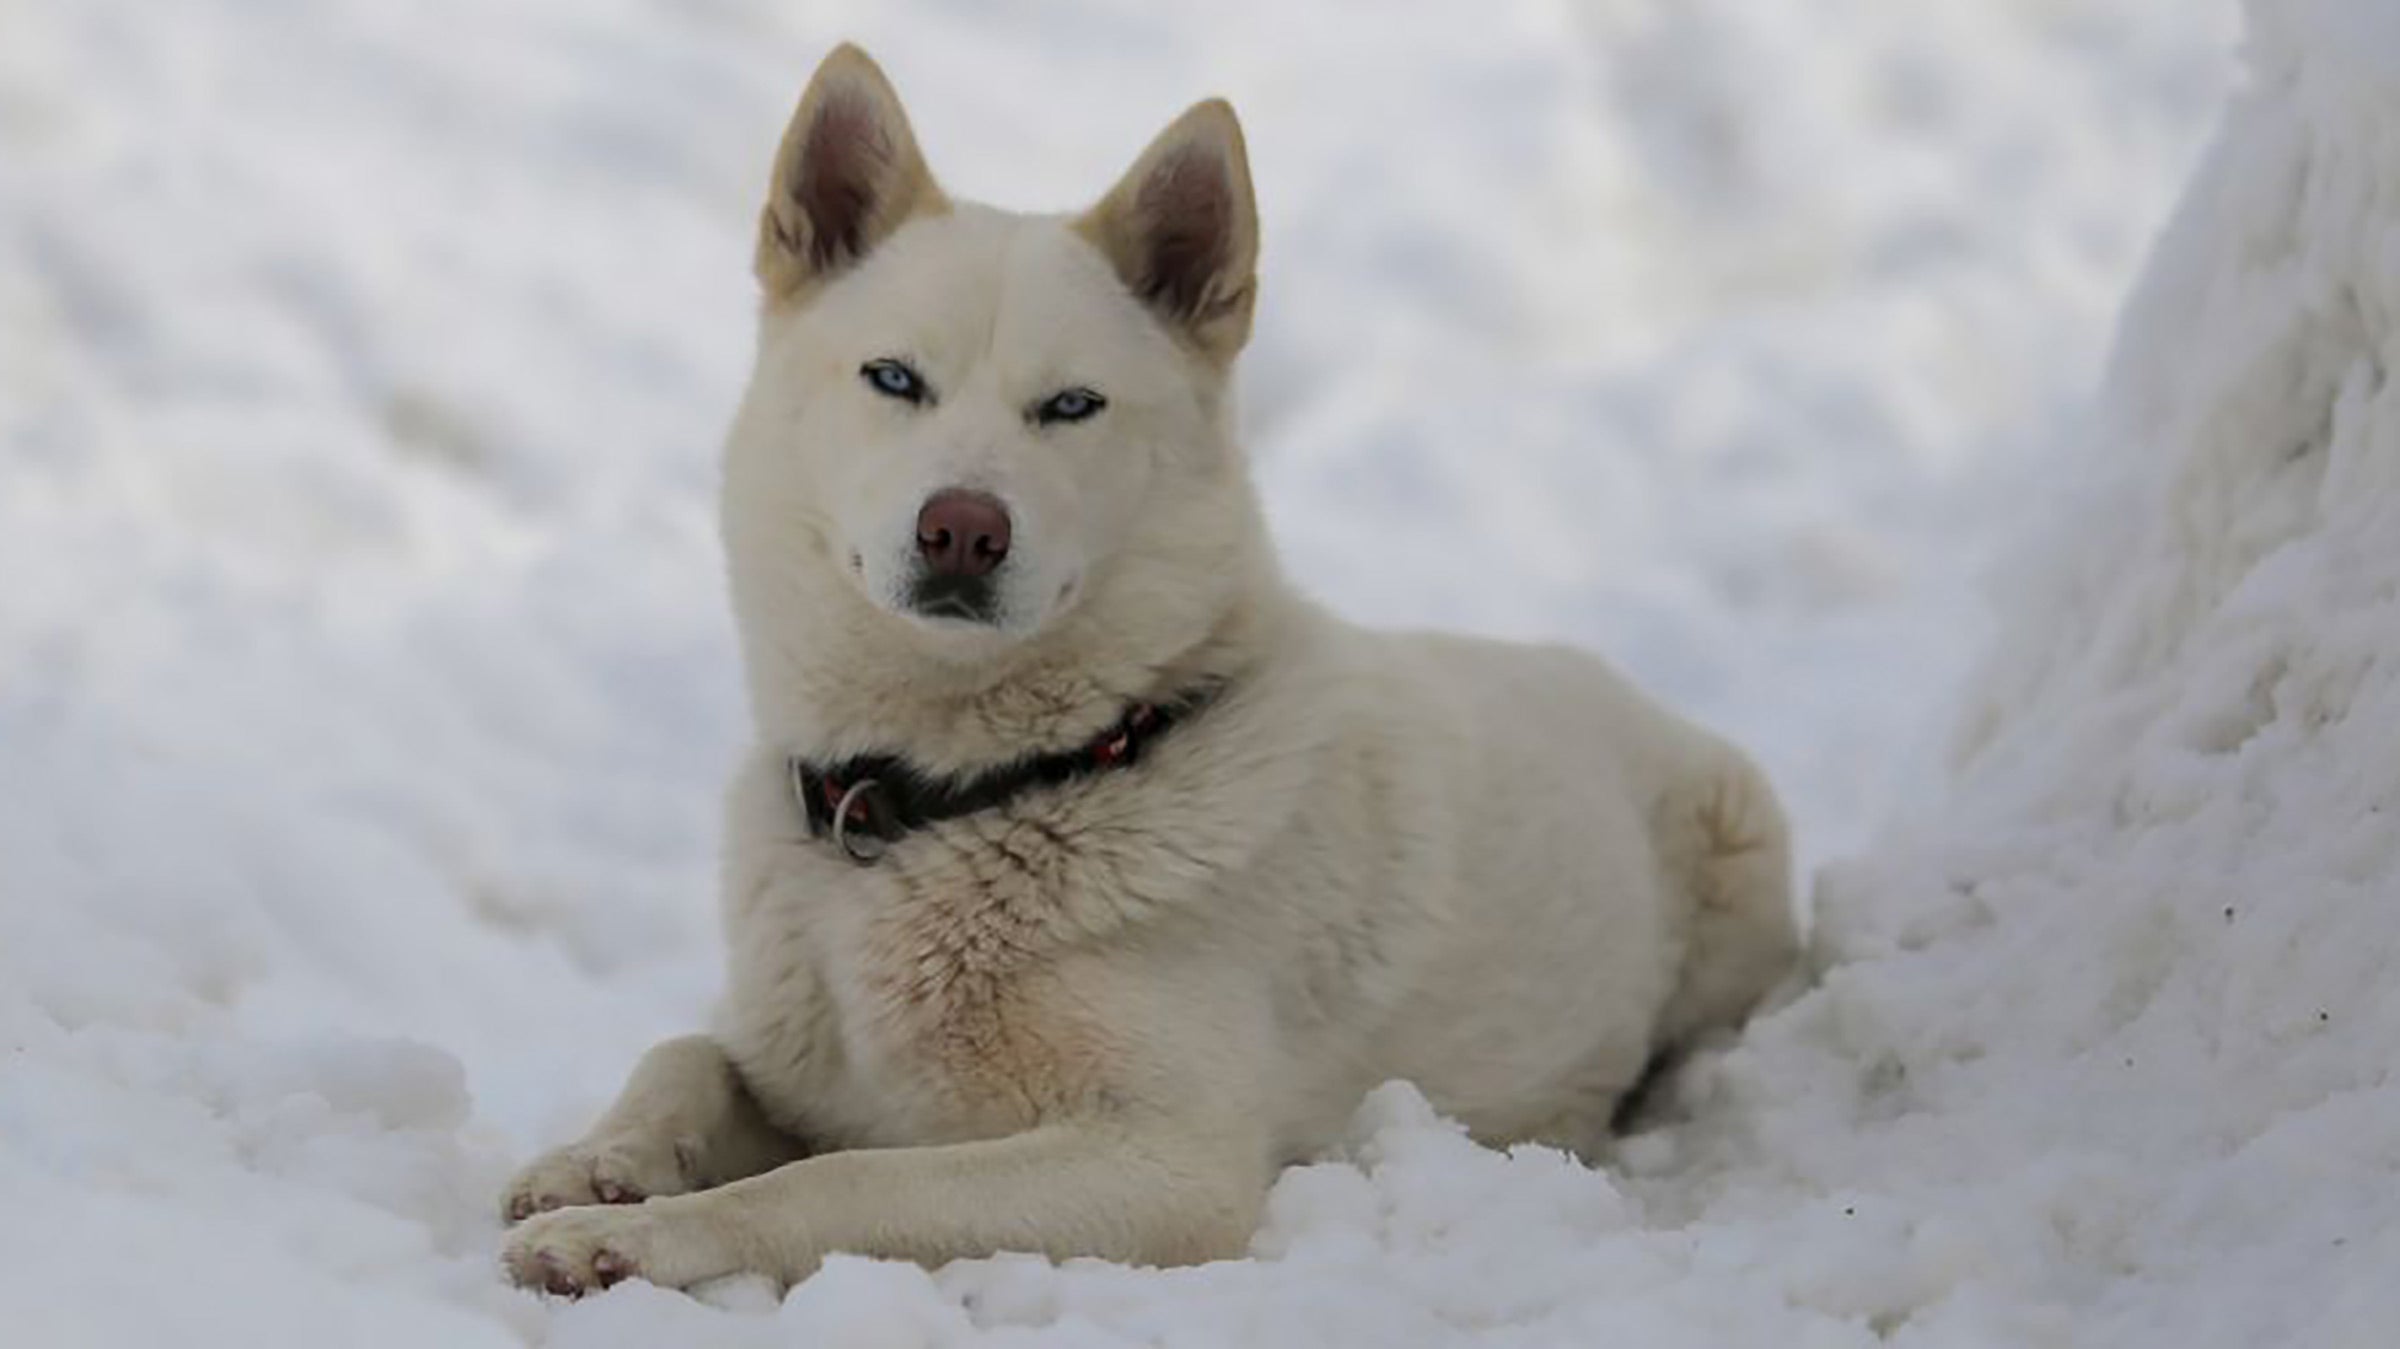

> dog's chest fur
[714,759,1212,1149]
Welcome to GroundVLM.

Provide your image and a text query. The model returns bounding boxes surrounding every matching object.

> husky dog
[500,44,1796,1296]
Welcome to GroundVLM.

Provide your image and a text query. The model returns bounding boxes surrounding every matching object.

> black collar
[788,687,1217,865]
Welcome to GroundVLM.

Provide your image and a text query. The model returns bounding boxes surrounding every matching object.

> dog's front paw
[500,1199,740,1298]
[500,1134,695,1223]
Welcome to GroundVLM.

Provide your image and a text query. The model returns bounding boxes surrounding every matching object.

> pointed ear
[756,44,946,301]
[1074,99,1260,363]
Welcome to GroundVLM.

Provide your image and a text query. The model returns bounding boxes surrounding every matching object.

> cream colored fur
[500,44,1798,1296]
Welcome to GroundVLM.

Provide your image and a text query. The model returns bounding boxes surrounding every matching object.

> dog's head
[723,45,1264,692]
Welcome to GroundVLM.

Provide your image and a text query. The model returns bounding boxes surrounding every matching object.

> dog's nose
[915,490,1012,578]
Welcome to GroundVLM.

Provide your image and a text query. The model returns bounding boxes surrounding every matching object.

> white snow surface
[24,0,2400,1343]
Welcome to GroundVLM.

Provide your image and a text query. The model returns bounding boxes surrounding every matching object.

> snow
[28,0,2400,1343]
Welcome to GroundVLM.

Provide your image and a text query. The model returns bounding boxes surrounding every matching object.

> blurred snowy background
[12,0,2347,1344]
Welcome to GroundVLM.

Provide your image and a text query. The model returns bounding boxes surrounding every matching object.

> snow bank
[1765,4,2400,1336]
[23,0,2378,1344]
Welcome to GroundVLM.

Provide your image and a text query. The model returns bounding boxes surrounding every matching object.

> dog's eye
[1032,387,1106,426]
[861,359,930,405]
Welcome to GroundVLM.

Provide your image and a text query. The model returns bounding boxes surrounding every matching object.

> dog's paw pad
[502,1245,567,1297]
[591,1249,637,1288]
[539,1254,585,1298]
[499,1185,571,1224]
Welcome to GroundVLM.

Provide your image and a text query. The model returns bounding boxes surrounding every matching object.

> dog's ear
[756,44,946,301]
[1075,99,1260,364]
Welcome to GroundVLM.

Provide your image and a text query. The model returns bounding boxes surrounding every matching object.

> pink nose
[915,490,1011,579]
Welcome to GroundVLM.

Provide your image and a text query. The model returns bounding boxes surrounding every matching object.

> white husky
[500,44,1797,1296]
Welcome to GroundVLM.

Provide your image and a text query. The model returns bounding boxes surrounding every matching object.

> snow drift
[12,0,2396,1344]
[1760,4,2400,1337]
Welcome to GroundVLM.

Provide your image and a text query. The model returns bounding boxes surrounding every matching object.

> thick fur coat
[500,45,1797,1295]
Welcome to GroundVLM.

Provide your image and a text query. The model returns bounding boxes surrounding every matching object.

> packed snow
[23,0,2400,1343]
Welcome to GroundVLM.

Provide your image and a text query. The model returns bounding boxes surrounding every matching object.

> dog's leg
[501,1034,806,1222]
[501,1119,1266,1295]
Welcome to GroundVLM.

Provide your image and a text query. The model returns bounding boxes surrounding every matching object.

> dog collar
[788,687,1217,865]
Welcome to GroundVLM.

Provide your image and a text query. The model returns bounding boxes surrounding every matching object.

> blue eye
[861,359,930,405]
[1033,387,1106,425]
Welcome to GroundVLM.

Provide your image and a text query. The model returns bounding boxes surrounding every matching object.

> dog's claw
[594,1177,642,1205]
[592,1249,634,1288]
